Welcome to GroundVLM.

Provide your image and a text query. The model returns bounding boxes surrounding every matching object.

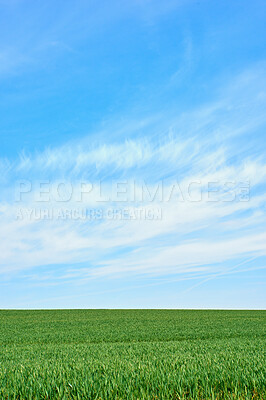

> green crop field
[0,310,265,399]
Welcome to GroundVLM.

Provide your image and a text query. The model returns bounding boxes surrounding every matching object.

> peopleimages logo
[13,179,250,221]
[14,179,250,203]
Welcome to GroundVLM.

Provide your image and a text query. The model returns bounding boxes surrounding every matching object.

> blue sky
[0,0,266,308]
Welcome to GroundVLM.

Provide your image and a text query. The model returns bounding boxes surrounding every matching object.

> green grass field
[0,310,265,399]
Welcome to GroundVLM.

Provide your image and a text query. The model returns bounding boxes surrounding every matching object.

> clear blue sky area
[0,0,266,308]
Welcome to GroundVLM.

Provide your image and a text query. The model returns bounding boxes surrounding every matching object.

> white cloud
[1,66,266,284]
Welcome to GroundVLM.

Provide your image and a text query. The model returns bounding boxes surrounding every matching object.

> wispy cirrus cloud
[0,65,266,299]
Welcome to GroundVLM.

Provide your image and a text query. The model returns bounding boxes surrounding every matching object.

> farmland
[0,310,265,399]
